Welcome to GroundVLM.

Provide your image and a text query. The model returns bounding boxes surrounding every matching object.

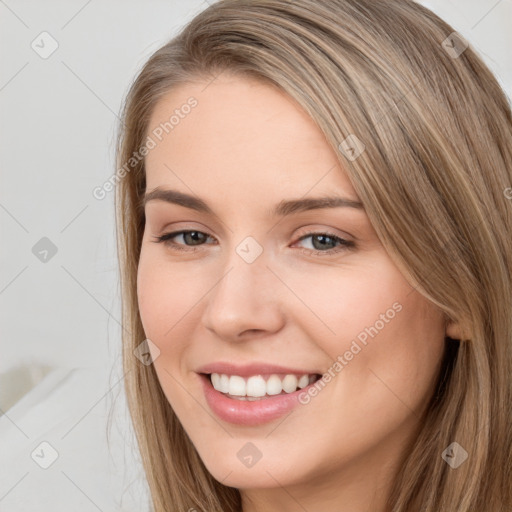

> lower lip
[199,373,315,426]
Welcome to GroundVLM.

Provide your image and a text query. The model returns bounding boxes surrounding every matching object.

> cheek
[277,261,404,342]
[137,257,167,339]
[327,290,445,423]
[291,260,445,408]
[136,250,203,341]
[136,252,202,414]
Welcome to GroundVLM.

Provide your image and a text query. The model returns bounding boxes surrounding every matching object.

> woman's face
[137,74,447,504]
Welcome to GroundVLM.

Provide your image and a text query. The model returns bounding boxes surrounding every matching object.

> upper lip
[196,362,321,377]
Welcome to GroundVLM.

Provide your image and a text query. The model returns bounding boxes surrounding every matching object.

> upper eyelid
[145,207,361,235]
[156,227,351,240]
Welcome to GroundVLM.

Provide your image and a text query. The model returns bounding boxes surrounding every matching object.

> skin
[137,73,462,512]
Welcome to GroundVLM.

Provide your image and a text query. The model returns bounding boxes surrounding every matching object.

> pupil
[313,235,334,250]
[186,231,205,245]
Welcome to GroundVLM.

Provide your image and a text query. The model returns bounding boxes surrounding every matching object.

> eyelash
[151,230,355,255]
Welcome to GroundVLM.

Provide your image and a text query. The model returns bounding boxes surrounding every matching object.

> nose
[201,243,286,342]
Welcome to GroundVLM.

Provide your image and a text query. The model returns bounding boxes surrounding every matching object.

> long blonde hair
[114,1,512,510]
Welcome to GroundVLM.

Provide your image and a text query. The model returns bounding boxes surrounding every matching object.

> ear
[445,317,465,341]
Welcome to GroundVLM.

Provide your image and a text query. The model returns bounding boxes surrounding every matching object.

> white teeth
[229,375,246,396]
[298,374,309,389]
[246,375,267,397]
[209,372,316,397]
[219,374,230,393]
[282,374,298,393]
[266,375,282,395]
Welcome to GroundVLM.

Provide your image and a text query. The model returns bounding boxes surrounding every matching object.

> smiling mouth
[202,372,322,400]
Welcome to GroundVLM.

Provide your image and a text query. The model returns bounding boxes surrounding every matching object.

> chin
[197,447,304,490]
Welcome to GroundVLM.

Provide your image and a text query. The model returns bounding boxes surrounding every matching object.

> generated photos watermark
[93,96,198,200]
[298,301,403,404]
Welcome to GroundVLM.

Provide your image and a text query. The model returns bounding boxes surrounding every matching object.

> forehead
[145,74,358,202]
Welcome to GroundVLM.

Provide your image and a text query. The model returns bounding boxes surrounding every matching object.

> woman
[115,0,512,510]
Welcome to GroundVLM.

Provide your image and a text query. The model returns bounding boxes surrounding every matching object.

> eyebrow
[142,187,364,216]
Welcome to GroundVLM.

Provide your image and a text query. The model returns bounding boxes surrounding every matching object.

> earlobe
[445,318,466,341]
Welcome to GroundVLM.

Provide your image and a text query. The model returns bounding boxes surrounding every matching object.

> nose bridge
[202,235,284,340]
[219,235,269,296]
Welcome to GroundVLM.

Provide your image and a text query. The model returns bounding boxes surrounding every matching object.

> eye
[151,229,355,255]
[151,230,216,251]
[294,232,355,254]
